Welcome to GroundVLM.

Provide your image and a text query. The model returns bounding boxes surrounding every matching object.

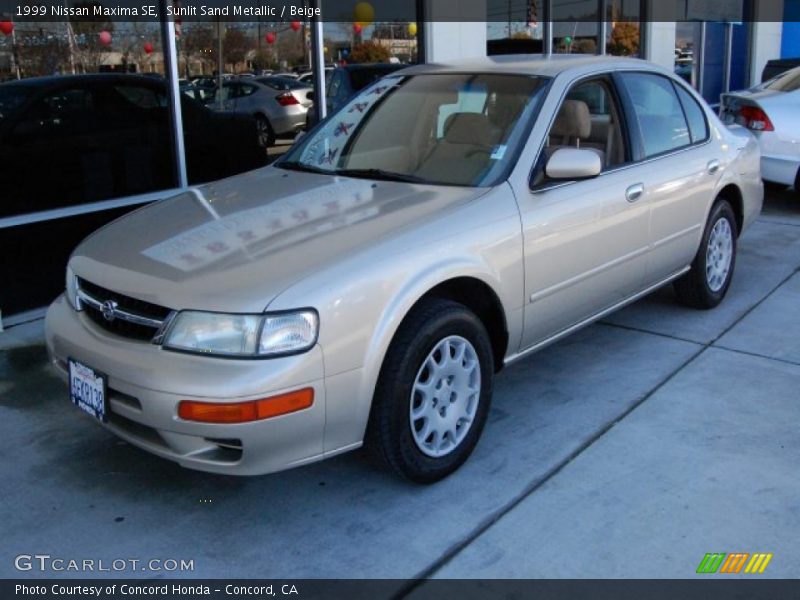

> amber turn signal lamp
[178,388,314,423]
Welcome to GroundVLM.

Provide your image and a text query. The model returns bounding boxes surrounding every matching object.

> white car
[721,66,800,192]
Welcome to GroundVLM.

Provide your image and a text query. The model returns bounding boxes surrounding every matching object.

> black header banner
[0,0,791,24]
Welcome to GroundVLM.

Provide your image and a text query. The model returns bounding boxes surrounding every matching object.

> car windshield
[0,85,34,120]
[760,67,800,92]
[279,73,548,187]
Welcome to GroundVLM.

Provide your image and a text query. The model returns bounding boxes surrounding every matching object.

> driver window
[537,78,626,185]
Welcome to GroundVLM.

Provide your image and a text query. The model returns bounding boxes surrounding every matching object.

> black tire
[366,298,494,483]
[255,115,275,149]
[794,167,800,198]
[674,199,738,309]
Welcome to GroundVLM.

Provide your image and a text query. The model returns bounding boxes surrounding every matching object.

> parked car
[0,74,265,315]
[46,56,762,482]
[305,63,405,128]
[721,66,800,191]
[296,68,333,86]
[205,76,312,147]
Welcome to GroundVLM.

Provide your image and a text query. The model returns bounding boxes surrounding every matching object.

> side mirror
[306,91,315,101]
[545,148,602,180]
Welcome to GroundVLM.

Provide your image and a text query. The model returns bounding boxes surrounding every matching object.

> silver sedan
[208,76,313,147]
[46,56,762,482]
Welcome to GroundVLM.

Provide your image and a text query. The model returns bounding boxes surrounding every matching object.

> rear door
[616,72,717,286]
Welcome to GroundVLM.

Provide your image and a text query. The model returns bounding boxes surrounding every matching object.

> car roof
[1,73,162,89]
[398,54,662,79]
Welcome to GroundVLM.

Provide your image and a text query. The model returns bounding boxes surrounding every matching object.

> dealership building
[0,0,798,328]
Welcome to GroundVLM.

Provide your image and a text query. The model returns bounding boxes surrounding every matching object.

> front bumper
[45,295,326,475]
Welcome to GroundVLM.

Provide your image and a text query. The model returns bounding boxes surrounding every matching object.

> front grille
[78,278,172,341]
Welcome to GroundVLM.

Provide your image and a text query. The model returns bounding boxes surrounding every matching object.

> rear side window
[619,72,691,158]
[675,84,709,143]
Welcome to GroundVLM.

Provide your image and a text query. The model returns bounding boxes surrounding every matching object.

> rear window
[675,85,709,144]
[619,72,691,158]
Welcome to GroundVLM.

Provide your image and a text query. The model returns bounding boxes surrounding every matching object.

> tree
[69,2,114,72]
[16,33,71,77]
[608,22,640,56]
[349,40,390,64]
[180,25,215,76]
[222,27,249,71]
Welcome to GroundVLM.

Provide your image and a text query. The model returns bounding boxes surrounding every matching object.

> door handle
[707,159,721,175]
[626,183,645,203]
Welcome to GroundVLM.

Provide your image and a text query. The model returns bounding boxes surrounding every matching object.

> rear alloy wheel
[674,199,738,309]
[255,115,275,149]
[367,299,494,483]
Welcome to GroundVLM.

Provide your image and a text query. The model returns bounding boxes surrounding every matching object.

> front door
[517,76,651,349]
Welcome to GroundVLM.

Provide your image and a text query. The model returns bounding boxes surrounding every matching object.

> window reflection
[552,0,600,54]
[606,0,641,57]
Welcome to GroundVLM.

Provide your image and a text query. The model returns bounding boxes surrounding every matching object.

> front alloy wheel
[367,299,494,483]
[410,335,481,458]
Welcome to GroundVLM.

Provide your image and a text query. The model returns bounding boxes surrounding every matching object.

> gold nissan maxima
[46,56,763,482]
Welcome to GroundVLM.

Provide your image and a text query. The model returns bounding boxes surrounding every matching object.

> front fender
[267,186,524,453]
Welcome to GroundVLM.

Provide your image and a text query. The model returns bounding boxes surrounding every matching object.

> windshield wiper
[333,168,428,184]
[276,160,334,175]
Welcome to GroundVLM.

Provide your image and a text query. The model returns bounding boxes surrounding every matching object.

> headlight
[163,310,318,358]
[66,266,81,311]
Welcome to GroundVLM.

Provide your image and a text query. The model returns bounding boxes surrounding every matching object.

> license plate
[68,358,108,423]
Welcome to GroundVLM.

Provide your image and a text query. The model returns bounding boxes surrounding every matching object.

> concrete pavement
[0,187,797,582]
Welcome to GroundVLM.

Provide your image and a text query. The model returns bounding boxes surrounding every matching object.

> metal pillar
[310,0,327,123]
[160,0,188,188]
[542,0,553,55]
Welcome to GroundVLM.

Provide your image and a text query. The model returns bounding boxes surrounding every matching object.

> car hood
[70,166,488,313]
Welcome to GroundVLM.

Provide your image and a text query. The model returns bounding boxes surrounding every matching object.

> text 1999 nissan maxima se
[45,56,763,483]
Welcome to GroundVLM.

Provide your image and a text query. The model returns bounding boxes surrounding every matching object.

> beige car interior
[344,82,537,185]
[545,83,625,171]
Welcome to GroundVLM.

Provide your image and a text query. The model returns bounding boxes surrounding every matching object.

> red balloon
[98,30,112,46]
[353,23,362,34]
[0,21,13,36]
[143,42,153,54]
[265,32,276,44]
[290,21,301,32]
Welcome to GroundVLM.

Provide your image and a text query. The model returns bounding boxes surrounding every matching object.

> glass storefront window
[606,0,642,57]
[487,0,641,57]
[552,0,600,55]
[486,0,544,55]
[0,19,178,316]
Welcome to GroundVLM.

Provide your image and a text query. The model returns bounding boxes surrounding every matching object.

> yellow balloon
[408,22,417,37]
[353,1,374,27]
